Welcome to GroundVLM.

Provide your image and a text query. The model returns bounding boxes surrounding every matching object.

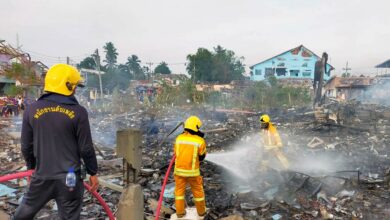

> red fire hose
[0,170,115,220]
[155,155,176,220]
[0,170,34,182]
[83,182,115,220]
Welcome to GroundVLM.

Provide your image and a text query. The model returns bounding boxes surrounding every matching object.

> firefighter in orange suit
[174,116,207,218]
[259,114,289,170]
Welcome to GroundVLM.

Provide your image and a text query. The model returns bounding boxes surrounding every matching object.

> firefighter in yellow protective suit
[259,114,289,170]
[174,116,207,218]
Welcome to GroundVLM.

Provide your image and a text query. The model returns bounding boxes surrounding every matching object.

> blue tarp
[0,184,17,197]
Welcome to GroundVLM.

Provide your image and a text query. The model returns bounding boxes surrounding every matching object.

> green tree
[211,45,245,83]
[156,80,204,106]
[186,45,245,83]
[154,62,171,74]
[186,48,213,82]
[126,55,145,80]
[118,64,130,77]
[4,84,23,96]
[103,42,118,69]
[3,62,38,85]
[77,56,100,88]
[102,67,131,91]
[77,57,96,70]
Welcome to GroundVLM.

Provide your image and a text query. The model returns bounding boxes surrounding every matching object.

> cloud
[0,0,389,75]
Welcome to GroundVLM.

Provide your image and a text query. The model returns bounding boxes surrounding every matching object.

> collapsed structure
[0,42,389,219]
[1,97,389,219]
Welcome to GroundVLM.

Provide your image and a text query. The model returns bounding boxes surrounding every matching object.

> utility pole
[66,56,70,65]
[193,60,196,82]
[92,49,104,99]
[342,61,351,77]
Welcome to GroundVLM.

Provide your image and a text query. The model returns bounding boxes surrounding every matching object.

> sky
[1,0,389,76]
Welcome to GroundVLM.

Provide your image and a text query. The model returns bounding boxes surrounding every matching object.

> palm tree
[126,55,145,80]
[103,42,118,69]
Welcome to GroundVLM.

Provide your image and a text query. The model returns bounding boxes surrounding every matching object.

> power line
[24,50,65,59]
[24,49,90,60]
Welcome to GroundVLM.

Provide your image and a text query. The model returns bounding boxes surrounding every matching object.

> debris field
[0,101,390,219]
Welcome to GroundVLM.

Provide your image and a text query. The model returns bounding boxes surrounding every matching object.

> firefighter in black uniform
[14,64,99,220]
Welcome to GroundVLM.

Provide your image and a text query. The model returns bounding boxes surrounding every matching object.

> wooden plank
[86,175,124,192]
[99,173,122,180]
[98,177,124,192]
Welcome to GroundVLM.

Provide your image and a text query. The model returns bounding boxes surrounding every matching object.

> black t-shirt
[21,93,98,179]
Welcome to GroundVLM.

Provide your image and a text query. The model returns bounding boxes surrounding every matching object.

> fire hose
[155,155,176,220]
[155,122,184,220]
[0,170,115,220]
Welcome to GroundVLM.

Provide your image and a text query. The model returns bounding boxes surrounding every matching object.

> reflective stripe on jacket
[261,123,282,149]
[174,132,206,177]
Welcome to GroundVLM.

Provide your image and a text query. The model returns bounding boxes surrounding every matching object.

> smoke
[358,79,390,106]
[206,131,352,191]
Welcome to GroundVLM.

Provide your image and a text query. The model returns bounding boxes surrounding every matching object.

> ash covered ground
[1,103,390,219]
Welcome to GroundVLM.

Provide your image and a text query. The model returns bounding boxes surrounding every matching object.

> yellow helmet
[184,116,202,132]
[44,64,84,96]
[259,114,270,123]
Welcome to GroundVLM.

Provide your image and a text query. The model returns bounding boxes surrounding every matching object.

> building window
[290,70,300,77]
[302,71,311,77]
[302,63,308,67]
[277,62,285,67]
[276,68,287,76]
[265,68,274,77]
[255,69,262,75]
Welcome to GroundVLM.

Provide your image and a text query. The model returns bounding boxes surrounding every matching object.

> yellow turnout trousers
[174,175,206,217]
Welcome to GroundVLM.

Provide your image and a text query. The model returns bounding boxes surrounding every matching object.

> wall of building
[250,47,332,81]
[339,87,369,100]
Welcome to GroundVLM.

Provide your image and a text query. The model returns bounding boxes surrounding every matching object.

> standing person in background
[10,96,19,116]
[13,64,99,220]
[17,96,23,111]
[20,96,25,111]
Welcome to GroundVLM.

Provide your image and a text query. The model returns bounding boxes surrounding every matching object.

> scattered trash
[307,137,324,148]
[0,184,17,197]
[336,190,355,198]
[163,183,175,199]
[1,101,390,219]
[272,213,282,220]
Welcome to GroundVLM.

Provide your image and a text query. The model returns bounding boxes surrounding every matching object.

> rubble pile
[0,102,389,219]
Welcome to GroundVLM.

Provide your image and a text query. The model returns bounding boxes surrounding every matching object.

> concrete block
[117,184,144,220]
[0,210,10,220]
[116,129,142,170]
